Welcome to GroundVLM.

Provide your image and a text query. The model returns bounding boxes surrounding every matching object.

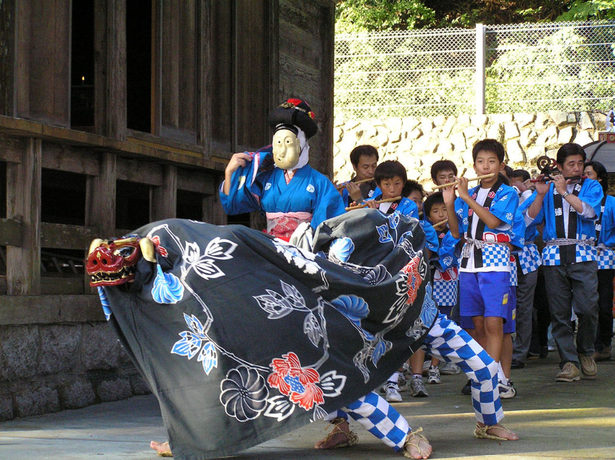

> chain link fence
[335,20,615,118]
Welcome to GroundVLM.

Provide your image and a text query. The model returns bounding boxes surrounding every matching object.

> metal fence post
[475,23,486,115]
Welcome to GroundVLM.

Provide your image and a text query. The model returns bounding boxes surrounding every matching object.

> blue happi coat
[597,194,615,269]
[454,181,519,272]
[531,179,603,266]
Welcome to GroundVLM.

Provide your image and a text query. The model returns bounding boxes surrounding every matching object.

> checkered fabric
[344,391,411,451]
[509,257,518,287]
[518,243,541,274]
[541,245,560,266]
[576,244,597,263]
[481,244,510,268]
[542,243,597,266]
[433,279,458,307]
[597,247,615,270]
[423,314,503,426]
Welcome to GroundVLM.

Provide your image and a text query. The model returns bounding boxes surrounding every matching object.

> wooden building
[0,0,335,419]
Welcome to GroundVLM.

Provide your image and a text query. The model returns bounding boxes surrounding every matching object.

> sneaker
[555,362,581,382]
[461,379,472,395]
[579,354,597,379]
[427,365,441,384]
[410,377,429,397]
[440,362,461,375]
[592,349,611,362]
[498,380,517,399]
[421,360,431,376]
[384,381,402,402]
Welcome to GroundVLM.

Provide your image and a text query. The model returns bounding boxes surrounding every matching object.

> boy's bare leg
[409,349,425,375]
[501,333,513,379]
[481,316,504,362]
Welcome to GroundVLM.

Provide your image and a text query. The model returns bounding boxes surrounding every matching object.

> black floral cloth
[99,209,436,459]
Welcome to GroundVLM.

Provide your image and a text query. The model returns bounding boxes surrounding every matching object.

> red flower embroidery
[150,236,168,257]
[268,352,323,411]
[401,255,423,305]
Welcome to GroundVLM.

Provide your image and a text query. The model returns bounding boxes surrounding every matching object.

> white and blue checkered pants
[326,314,503,451]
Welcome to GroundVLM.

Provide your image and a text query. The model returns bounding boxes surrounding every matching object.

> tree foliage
[336,0,615,32]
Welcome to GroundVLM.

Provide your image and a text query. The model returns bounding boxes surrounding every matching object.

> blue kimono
[509,206,528,286]
[531,179,603,266]
[219,147,345,240]
[517,192,542,274]
[341,182,379,207]
[429,225,460,308]
[454,181,519,272]
[597,195,615,269]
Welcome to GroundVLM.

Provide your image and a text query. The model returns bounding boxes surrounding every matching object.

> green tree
[557,0,615,20]
[335,1,615,31]
[335,0,436,32]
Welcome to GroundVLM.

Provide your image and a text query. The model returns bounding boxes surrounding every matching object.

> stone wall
[333,111,608,185]
[0,320,148,421]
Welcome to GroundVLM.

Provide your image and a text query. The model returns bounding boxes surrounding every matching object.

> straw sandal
[403,427,432,459]
[315,417,359,449]
[473,422,517,441]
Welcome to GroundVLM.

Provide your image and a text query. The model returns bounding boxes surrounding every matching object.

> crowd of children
[341,139,612,402]
[212,99,607,459]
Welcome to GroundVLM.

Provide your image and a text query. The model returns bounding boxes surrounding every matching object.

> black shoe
[511,359,525,369]
[539,345,549,359]
[461,379,471,395]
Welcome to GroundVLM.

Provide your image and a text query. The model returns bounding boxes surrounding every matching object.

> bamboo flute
[335,177,375,190]
[345,196,401,211]
[432,173,496,190]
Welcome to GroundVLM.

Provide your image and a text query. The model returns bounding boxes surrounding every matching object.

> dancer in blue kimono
[220,98,345,241]
[526,143,603,382]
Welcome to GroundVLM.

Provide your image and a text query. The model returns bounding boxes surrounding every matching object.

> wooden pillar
[318,2,335,178]
[6,138,42,295]
[202,176,226,225]
[85,152,117,235]
[197,0,212,149]
[0,0,16,116]
[94,0,127,139]
[151,165,177,221]
[15,0,71,126]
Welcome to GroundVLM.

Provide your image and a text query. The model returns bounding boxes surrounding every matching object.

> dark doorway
[126,0,152,132]
[70,0,95,130]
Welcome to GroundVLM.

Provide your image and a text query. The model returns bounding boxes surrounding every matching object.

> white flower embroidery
[306,184,315,193]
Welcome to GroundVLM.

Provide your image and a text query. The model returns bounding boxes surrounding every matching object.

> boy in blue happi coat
[584,161,615,362]
[526,143,603,382]
[509,170,542,369]
[443,139,519,382]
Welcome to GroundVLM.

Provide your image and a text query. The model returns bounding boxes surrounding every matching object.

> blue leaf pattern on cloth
[97,287,112,321]
[387,212,400,229]
[376,224,392,244]
[420,283,437,327]
[198,341,218,375]
[152,265,184,304]
[329,237,355,262]
[371,338,390,366]
[330,295,369,328]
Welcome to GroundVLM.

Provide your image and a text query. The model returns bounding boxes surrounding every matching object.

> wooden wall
[277,0,335,177]
[0,0,336,303]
